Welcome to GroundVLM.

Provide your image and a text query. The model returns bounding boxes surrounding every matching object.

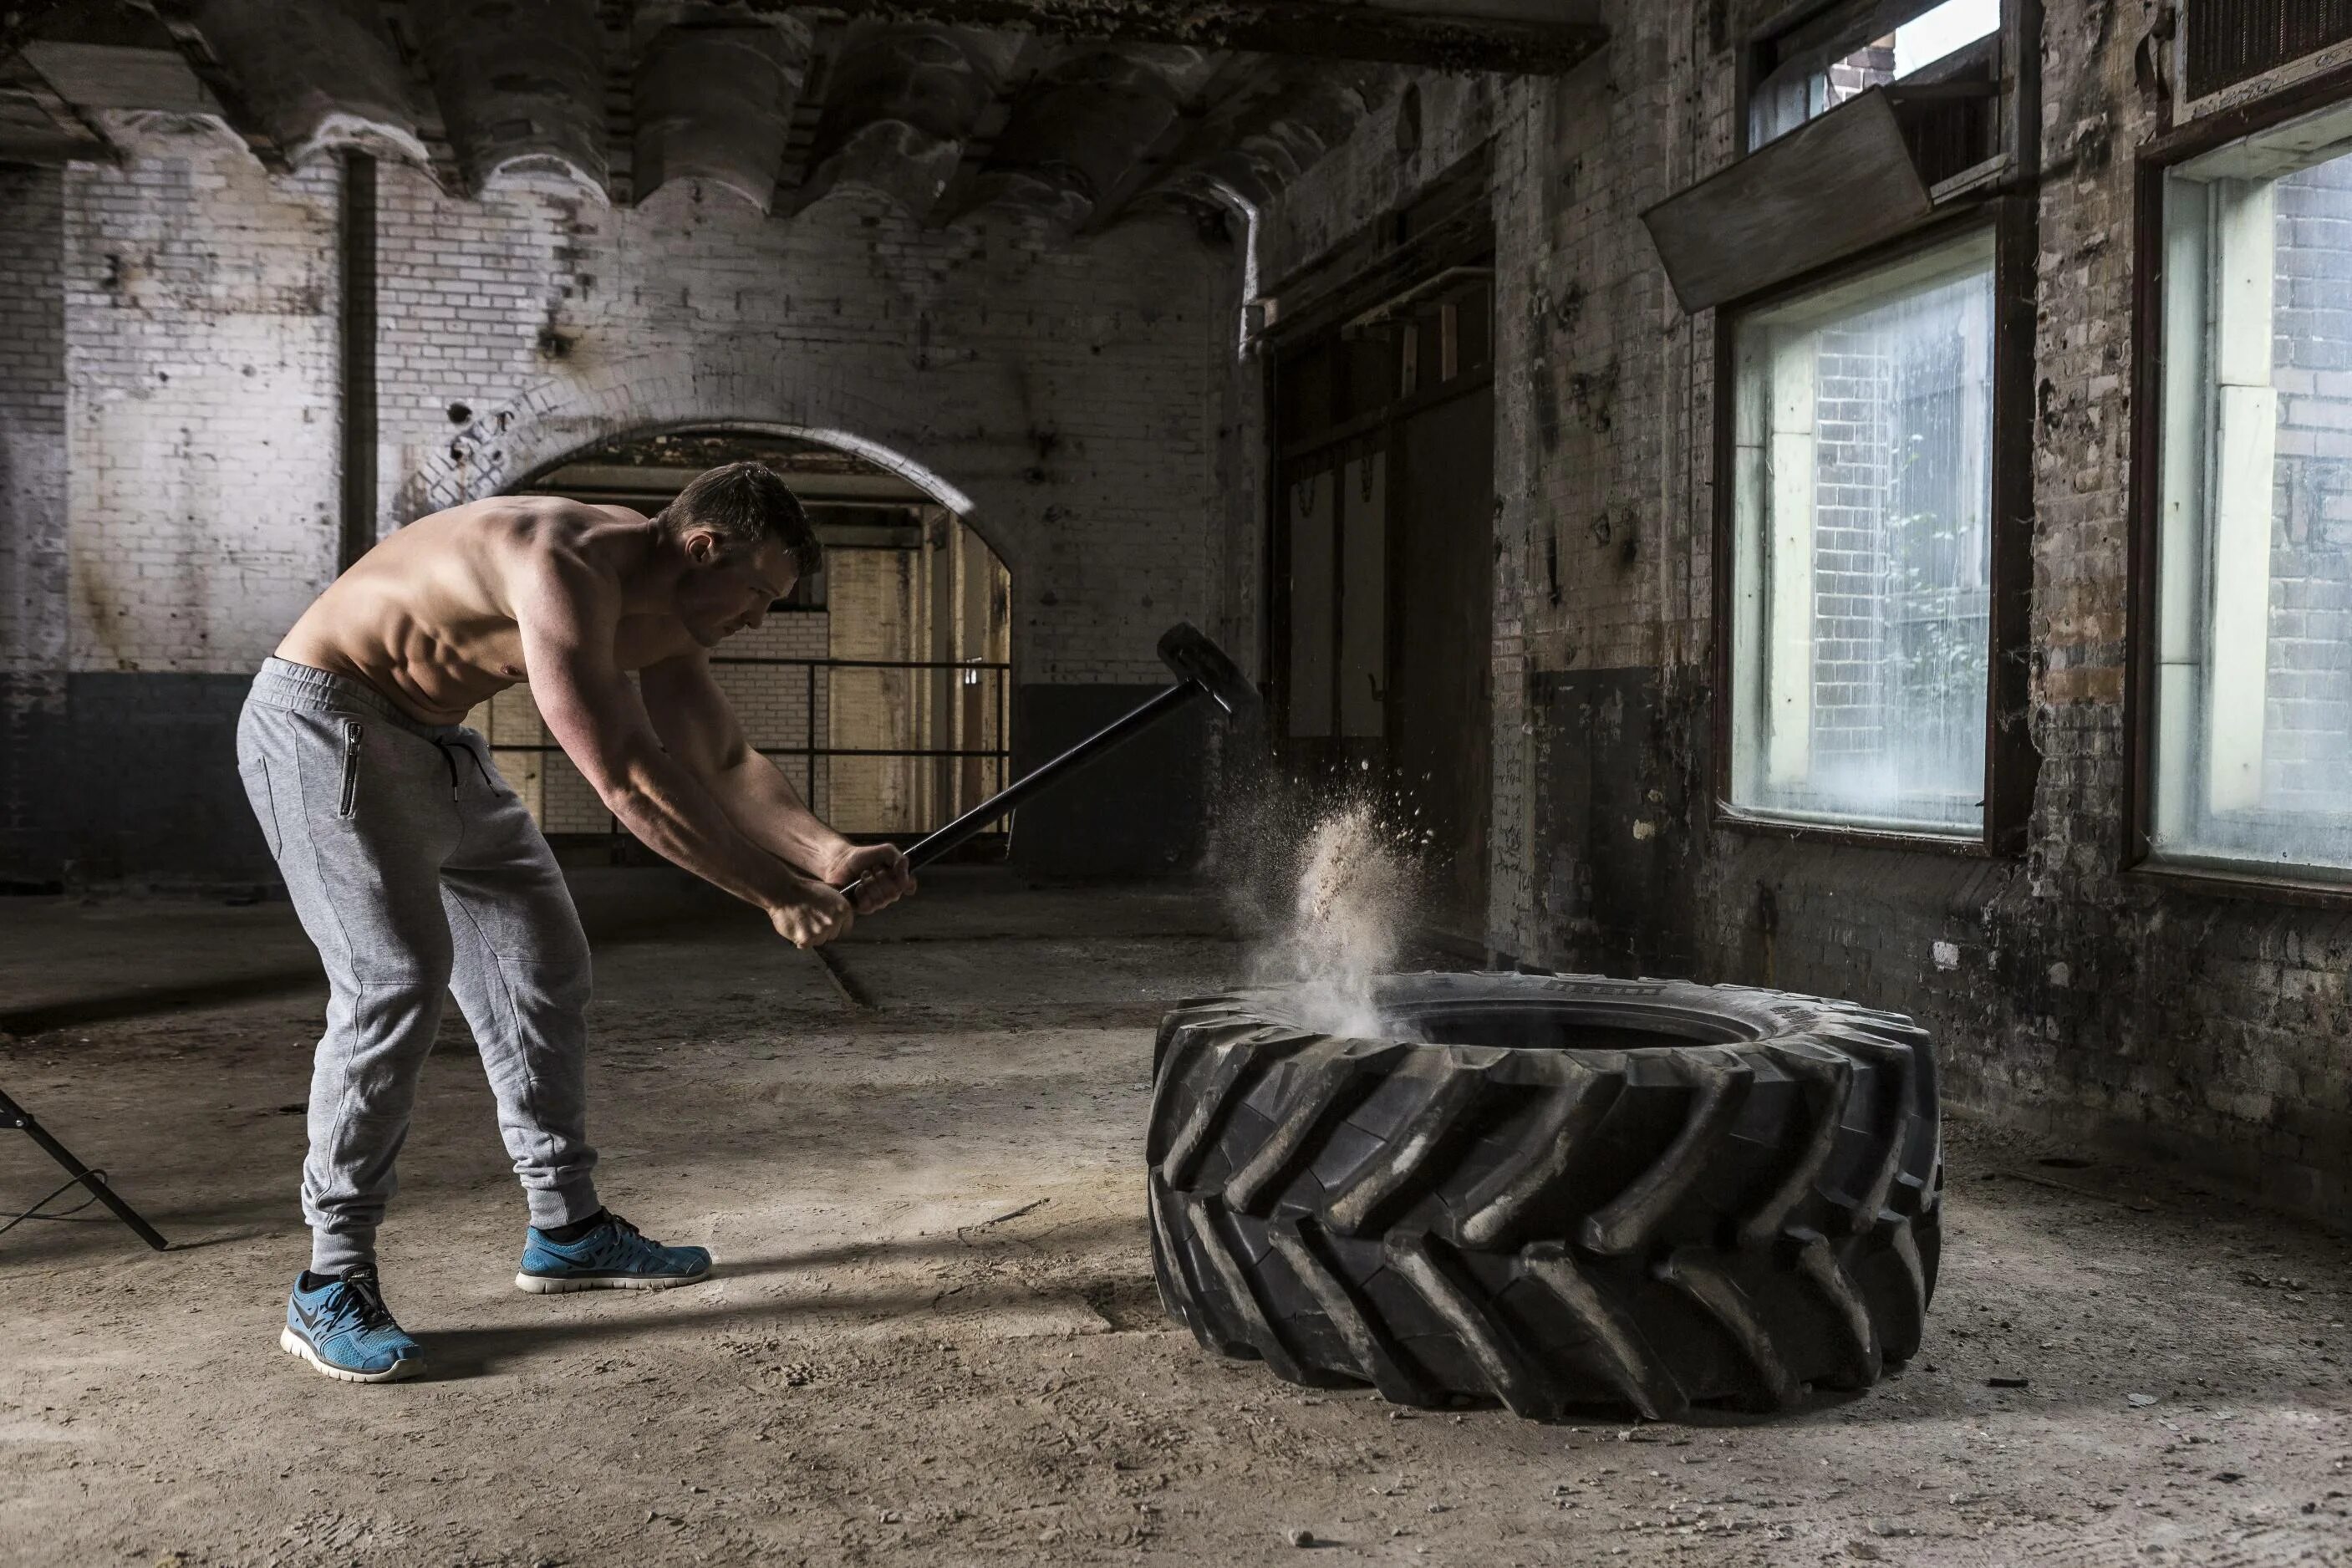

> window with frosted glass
[1728,229,1997,834]
[2151,104,2352,878]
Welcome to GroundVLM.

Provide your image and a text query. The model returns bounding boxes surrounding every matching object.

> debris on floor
[3,880,2349,1566]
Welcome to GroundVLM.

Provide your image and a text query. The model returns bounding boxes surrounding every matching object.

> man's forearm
[705,756,855,880]
[603,761,813,911]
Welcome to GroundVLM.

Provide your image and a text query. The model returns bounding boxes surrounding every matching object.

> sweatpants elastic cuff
[310,1227,379,1276]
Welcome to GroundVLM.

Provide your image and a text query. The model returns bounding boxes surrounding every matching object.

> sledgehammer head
[1158,622,1257,719]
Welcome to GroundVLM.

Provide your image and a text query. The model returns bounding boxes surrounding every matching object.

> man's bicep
[532,645,655,771]
[642,656,752,776]
[516,564,654,781]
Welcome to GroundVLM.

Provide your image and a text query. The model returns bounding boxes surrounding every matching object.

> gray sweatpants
[236,657,602,1275]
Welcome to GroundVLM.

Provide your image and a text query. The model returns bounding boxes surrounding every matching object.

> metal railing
[486,654,1011,843]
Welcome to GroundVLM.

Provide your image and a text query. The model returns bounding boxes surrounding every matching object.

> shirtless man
[237,461,914,1383]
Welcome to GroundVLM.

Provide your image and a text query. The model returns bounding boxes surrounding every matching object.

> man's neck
[604,522,688,615]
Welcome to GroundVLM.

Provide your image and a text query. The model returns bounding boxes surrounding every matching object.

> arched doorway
[469,426,1012,855]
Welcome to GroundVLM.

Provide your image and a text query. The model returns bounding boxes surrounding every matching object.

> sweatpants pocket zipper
[338,720,363,818]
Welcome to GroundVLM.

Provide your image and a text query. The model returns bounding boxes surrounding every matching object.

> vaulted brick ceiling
[0,0,1603,232]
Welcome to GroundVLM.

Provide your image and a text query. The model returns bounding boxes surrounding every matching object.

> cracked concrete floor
[2,873,2348,1566]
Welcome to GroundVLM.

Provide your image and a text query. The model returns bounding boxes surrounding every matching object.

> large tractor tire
[1146,970,1941,1420]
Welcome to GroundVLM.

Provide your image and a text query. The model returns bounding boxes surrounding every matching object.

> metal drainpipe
[1203,177,1266,359]
[339,150,378,571]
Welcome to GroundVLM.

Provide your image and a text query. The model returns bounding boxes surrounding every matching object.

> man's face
[679,534,794,649]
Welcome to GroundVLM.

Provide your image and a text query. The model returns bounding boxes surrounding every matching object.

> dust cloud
[1213,780,1426,1040]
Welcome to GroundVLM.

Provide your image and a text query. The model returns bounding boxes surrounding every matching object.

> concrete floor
[2,872,2347,1567]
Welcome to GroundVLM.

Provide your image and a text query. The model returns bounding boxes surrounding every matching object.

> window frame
[1709,196,2039,855]
[1737,0,2037,196]
[2125,55,2352,906]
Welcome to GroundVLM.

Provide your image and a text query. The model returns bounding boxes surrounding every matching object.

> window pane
[1748,0,2000,150]
[2155,108,2352,877]
[1893,0,2001,77]
[1730,230,1996,833]
[1749,35,1888,150]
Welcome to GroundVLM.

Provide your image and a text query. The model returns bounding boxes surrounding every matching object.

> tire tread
[1149,971,1941,1419]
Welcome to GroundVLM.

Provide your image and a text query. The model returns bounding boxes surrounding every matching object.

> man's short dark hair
[663,461,820,576]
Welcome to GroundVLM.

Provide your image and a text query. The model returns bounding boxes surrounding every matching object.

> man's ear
[683,528,723,566]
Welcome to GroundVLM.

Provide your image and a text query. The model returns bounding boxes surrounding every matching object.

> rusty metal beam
[771,2,1605,74]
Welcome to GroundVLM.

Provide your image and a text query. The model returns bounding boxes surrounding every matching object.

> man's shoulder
[495,508,627,609]
[498,493,647,533]
[432,492,646,536]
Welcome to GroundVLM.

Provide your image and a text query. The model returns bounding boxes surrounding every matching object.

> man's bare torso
[277,496,700,725]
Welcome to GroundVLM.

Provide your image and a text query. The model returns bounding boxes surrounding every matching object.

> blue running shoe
[280,1265,424,1383]
[515,1211,712,1294]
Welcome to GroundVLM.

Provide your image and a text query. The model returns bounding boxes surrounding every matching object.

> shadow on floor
[0,906,757,1034]
[420,1269,1159,1379]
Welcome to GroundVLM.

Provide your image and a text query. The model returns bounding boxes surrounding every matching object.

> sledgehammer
[843,621,1258,902]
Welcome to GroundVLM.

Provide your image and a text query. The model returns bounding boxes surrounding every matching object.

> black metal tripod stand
[0,1086,168,1250]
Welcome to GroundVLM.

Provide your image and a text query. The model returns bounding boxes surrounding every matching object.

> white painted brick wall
[62,118,343,675]
[4,117,1239,689]
[372,167,1231,685]
[0,165,67,697]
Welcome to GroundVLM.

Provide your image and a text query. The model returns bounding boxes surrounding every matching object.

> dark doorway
[1388,381,1494,933]
[1268,225,1496,939]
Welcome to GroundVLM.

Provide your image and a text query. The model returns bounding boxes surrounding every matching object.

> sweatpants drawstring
[431,735,497,800]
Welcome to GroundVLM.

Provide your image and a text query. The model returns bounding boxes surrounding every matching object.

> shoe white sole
[513,1268,710,1295]
[279,1325,423,1384]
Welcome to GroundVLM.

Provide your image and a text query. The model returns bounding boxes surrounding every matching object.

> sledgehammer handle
[843,680,1201,901]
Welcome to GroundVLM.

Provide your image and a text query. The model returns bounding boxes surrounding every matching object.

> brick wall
[2266,158,2352,812]
[0,166,67,684]
[1258,0,2352,1228]
[372,165,1228,688]
[1800,287,1994,814]
[1826,44,1896,115]
[0,114,1240,882]
[0,165,68,882]
[64,123,344,674]
[1810,324,1901,777]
